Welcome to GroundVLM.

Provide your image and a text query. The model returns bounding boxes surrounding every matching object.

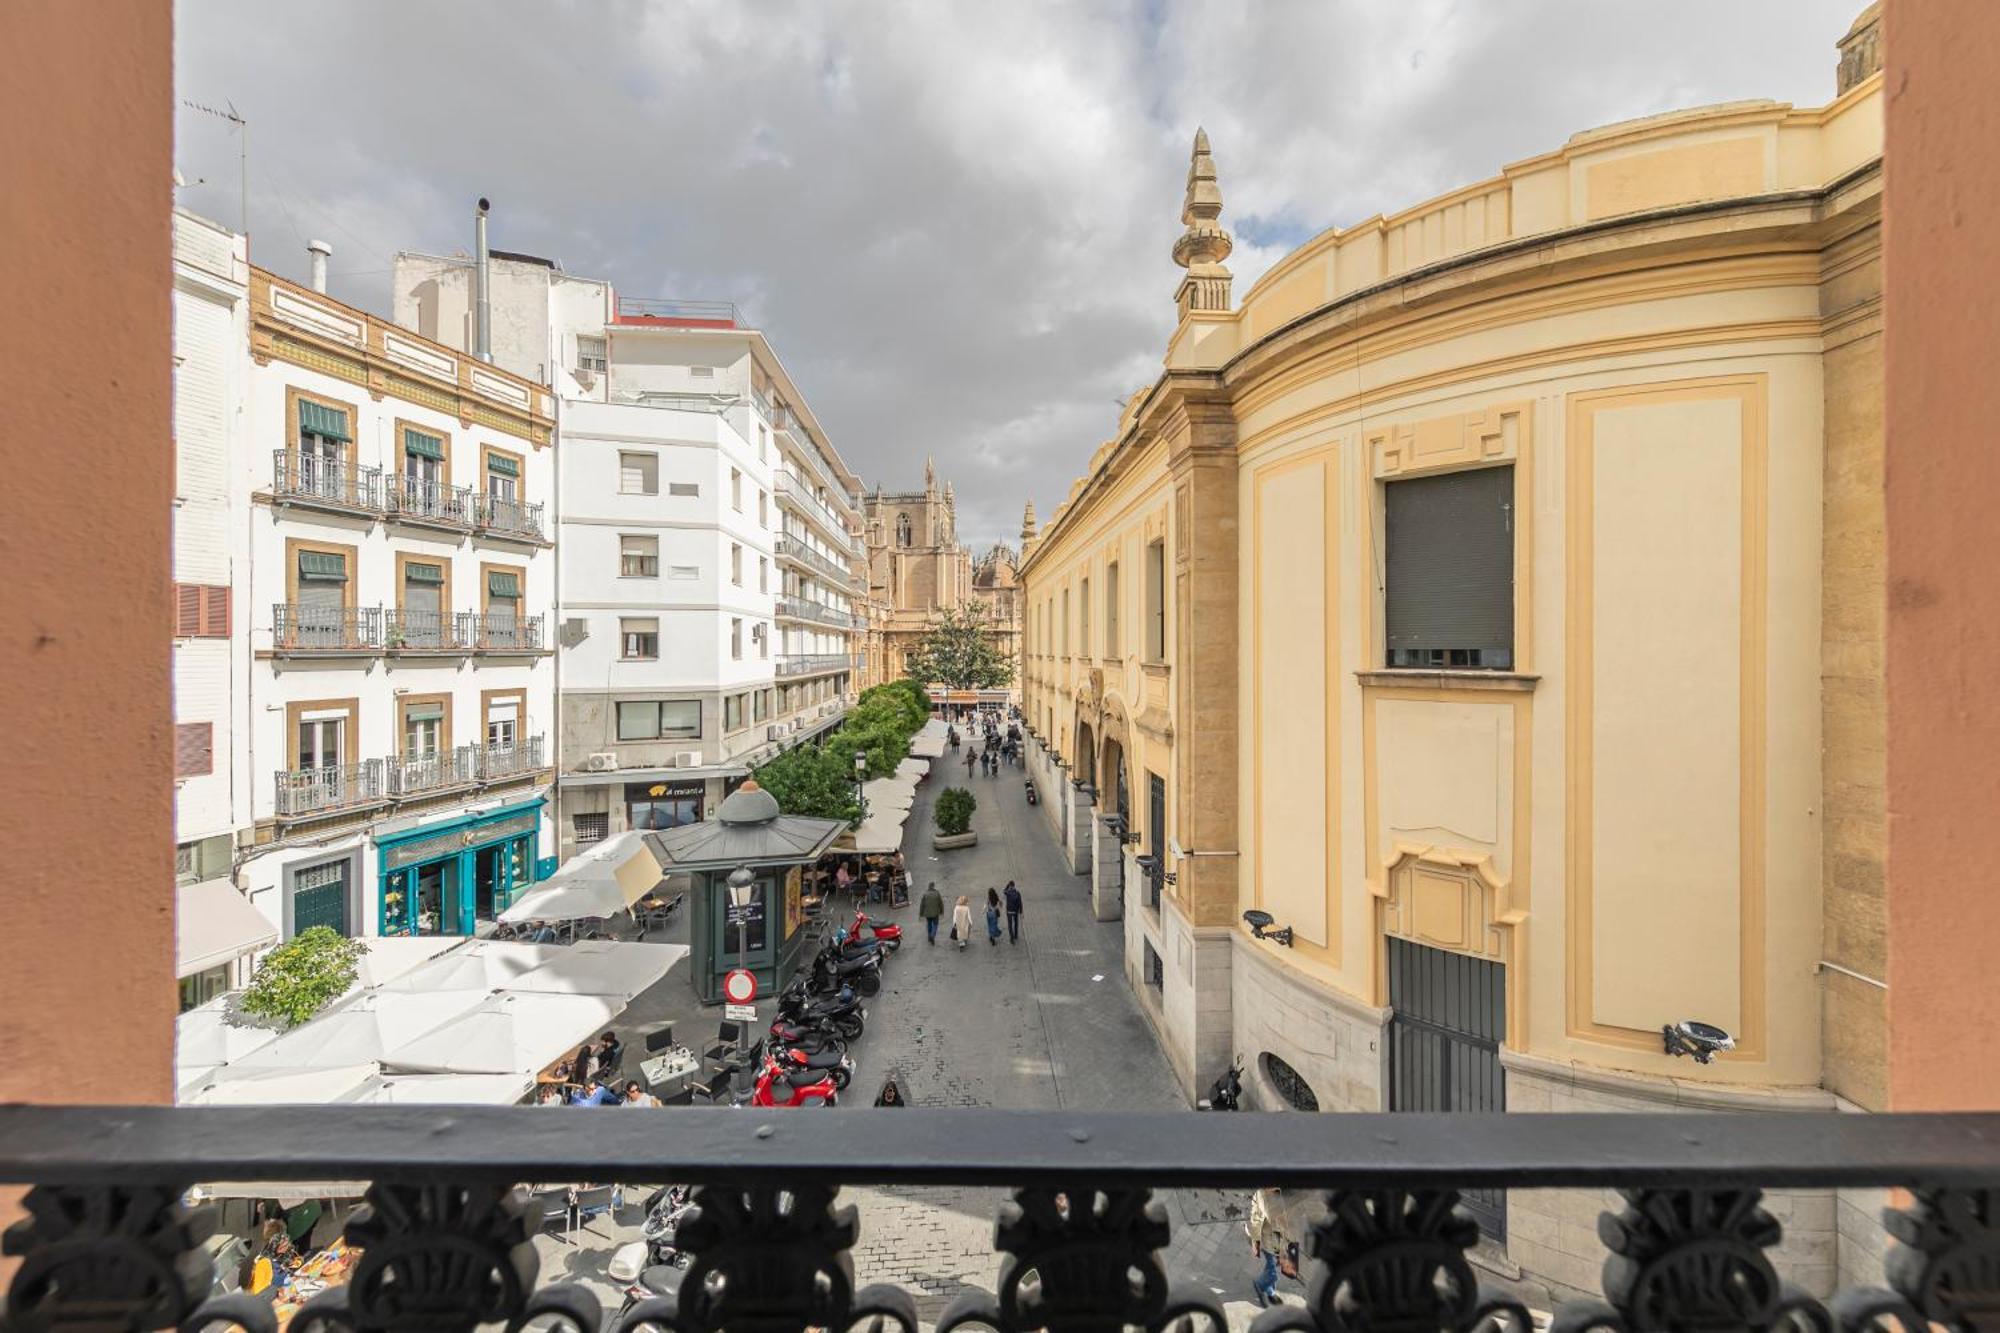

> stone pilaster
[1066,782,1095,875]
[1090,811,1124,921]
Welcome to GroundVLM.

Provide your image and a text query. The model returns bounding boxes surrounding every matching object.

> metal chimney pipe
[306,239,332,293]
[474,197,492,363]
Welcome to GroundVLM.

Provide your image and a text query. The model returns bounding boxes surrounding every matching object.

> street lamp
[853,749,868,813]
[725,865,757,973]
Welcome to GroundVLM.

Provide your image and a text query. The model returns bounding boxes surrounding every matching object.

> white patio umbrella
[333,1072,533,1106]
[381,991,619,1076]
[896,756,931,781]
[500,941,688,1003]
[228,988,489,1069]
[378,941,562,992]
[348,936,463,991]
[908,720,949,758]
[176,996,283,1071]
[498,831,664,924]
[182,1062,379,1106]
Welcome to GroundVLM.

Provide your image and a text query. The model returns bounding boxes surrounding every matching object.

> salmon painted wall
[0,2,176,1105]
[1883,0,2000,1111]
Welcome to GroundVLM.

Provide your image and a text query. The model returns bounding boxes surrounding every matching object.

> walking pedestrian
[919,881,944,945]
[985,888,1002,945]
[873,1077,906,1107]
[965,748,977,777]
[951,895,972,951]
[1003,880,1023,943]
[1249,1188,1281,1307]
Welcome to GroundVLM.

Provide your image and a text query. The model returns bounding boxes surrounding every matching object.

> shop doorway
[475,845,502,924]
[414,860,461,936]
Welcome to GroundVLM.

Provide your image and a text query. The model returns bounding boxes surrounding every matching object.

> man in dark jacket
[1002,881,1023,944]
[919,882,946,945]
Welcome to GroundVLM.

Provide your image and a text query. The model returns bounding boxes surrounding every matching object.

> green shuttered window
[404,429,445,460]
[1383,464,1514,669]
[298,400,352,441]
[404,562,444,584]
[297,550,348,581]
[486,453,520,478]
[487,571,521,598]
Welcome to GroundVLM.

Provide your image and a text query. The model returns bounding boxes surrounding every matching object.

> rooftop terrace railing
[0,1106,1996,1333]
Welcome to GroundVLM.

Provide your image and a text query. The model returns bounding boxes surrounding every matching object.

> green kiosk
[643,780,845,1005]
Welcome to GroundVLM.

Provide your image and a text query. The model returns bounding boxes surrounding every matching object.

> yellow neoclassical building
[1020,13,1885,1296]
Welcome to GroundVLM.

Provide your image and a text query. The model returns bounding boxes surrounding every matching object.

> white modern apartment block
[238,251,558,943]
[392,244,866,858]
[171,210,271,1008]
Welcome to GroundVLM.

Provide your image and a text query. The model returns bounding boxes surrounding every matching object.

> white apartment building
[238,253,558,943]
[392,246,865,859]
[171,210,271,1008]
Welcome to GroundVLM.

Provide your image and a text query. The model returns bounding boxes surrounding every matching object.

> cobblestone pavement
[534,742,1304,1327]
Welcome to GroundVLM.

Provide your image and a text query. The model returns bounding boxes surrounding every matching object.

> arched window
[896,514,912,547]
[1259,1052,1320,1112]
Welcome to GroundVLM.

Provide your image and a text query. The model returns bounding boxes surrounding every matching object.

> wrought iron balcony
[775,595,859,630]
[270,450,380,515]
[773,533,853,586]
[382,475,473,530]
[469,612,547,654]
[774,422,860,520]
[474,495,548,544]
[271,604,382,655]
[382,608,471,654]
[776,652,850,678]
[477,734,547,782]
[385,745,480,799]
[774,472,861,554]
[1,1106,1996,1333]
[272,759,384,819]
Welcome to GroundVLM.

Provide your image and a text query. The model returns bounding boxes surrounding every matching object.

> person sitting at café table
[571,1079,622,1106]
[595,1030,624,1079]
[622,1081,661,1107]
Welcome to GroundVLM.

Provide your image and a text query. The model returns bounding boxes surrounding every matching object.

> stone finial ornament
[1020,500,1039,542]
[1172,127,1233,319]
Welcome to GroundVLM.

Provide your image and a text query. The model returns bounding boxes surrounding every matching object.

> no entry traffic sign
[722,967,758,1005]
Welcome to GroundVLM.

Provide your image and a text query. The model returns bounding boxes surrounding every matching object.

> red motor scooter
[750,1051,839,1107]
[849,908,903,951]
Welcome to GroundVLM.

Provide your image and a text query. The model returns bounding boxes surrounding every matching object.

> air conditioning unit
[583,752,619,773]
[675,751,702,769]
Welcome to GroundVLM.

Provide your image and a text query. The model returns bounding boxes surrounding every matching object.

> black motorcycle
[1024,780,1039,806]
[1198,1058,1243,1111]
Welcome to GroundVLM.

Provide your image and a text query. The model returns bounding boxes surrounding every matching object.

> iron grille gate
[1387,937,1506,1239]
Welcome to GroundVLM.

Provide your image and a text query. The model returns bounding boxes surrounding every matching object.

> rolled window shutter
[175,722,214,777]
[175,584,202,638]
[1383,465,1514,659]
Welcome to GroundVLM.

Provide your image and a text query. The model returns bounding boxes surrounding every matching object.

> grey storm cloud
[174,0,1859,549]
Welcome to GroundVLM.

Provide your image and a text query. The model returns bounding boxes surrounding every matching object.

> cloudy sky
[176,1,1861,549]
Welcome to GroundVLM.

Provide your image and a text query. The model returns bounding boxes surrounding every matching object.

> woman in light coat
[951,895,973,951]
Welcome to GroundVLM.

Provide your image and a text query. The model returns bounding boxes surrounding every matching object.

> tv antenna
[181,98,247,235]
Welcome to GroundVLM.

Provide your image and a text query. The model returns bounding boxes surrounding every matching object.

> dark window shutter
[175,584,202,638]
[1384,465,1514,662]
[202,585,230,637]
[175,722,214,777]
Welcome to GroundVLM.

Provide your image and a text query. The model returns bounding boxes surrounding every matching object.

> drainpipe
[474,197,492,363]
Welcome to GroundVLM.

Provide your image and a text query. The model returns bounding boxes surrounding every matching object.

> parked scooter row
[741,907,905,1106]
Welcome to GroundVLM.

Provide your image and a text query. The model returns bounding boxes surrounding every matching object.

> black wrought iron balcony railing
[474,494,548,543]
[272,759,384,818]
[469,612,547,653]
[383,475,473,529]
[477,734,546,781]
[1,1107,1996,1333]
[382,608,471,653]
[271,450,380,513]
[271,605,382,655]
[385,745,481,798]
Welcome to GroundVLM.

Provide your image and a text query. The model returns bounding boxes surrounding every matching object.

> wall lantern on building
[1242,909,1294,948]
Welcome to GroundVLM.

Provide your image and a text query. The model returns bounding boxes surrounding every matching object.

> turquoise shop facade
[375,798,549,937]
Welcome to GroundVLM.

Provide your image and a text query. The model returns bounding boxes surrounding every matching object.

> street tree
[904,602,1015,690]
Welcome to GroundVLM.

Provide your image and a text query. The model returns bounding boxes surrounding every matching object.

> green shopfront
[377,799,544,936]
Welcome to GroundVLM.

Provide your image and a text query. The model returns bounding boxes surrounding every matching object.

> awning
[382,991,619,1076]
[298,400,351,441]
[297,550,347,580]
[486,453,520,478]
[908,720,949,758]
[403,561,445,584]
[488,570,520,597]
[403,428,445,460]
[498,831,664,924]
[176,879,279,978]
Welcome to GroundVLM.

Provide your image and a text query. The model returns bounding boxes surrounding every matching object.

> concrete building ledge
[1229,931,1389,1028]
[1354,669,1540,693]
[1502,1048,1839,1112]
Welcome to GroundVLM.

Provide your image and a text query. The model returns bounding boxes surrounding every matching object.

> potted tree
[933,786,978,850]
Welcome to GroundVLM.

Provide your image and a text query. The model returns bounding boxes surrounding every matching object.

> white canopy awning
[851,809,907,854]
[182,1062,379,1106]
[228,988,490,1070]
[332,1072,533,1105]
[349,936,462,991]
[896,757,931,781]
[501,940,687,1003]
[378,940,563,992]
[176,997,283,1072]
[176,879,277,978]
[499,831,663,923]
[908,720,949,758]
[381,991,619,1075]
